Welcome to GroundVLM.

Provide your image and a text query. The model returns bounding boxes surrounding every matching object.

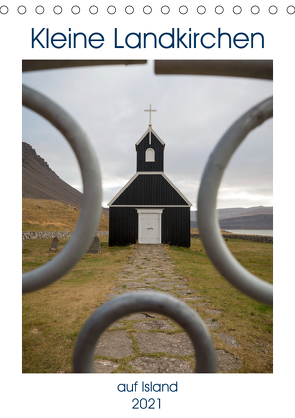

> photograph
[22,59,273,374]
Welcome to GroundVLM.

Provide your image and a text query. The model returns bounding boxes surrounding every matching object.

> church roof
[135,127,165,149]
[108,172,192,207]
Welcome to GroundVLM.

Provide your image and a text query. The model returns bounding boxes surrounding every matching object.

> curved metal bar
[22,85,102,293]
[197,97,273,306]
[73,291,216,373]
[22,60,147,72]
[155,60,273,80]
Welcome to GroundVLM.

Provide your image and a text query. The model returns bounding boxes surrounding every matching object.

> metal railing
[22,60,273,372]
[22,84,102,293]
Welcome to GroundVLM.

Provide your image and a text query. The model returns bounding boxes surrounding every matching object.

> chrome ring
[73,292,216,372]
[197,97,273,306]
[22,85,102,293]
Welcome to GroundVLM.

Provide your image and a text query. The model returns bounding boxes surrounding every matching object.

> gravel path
[94,244,241,373]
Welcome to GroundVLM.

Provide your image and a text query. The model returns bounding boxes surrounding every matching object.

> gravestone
[87,236,100,254]
[49,237,59,252]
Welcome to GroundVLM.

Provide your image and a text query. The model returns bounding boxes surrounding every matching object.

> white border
[2,2,293,416]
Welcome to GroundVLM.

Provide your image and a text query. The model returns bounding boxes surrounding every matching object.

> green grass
[22,236,132,373]
[166,238,273,373]
[23,236,273,373]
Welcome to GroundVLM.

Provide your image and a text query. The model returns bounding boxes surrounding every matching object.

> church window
[145,148,155,162]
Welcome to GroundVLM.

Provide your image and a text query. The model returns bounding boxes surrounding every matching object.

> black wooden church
[108,106,192,247]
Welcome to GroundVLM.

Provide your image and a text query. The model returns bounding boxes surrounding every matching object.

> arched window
[145,148,155,162]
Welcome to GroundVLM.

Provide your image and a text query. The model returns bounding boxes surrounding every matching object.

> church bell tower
[135,105,165,172]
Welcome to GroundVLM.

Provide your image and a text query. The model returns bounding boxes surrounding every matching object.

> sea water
[224,230,273,237]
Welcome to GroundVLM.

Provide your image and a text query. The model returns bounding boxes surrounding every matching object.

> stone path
[94,244,241,373]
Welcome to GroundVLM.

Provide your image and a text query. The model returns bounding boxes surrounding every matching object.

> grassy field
[167,238,273,373]
[22,237,272,373]
[22,198,109,231]
[22,236,131,373]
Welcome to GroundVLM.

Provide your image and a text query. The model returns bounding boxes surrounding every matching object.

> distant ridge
[191,206,273,230]
[218,213,273,230]
[22,142,83,207]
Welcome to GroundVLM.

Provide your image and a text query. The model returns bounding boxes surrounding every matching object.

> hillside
[191,206,273,230]
[22,142,109,231]
[22,198,109,231]
[219,214,273,230]
[22,142,83,207]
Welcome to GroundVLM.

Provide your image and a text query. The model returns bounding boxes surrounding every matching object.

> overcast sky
[22,60,273,210]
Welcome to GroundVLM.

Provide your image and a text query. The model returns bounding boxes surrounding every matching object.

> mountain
[191,206,273,230]
[22,142,84,207]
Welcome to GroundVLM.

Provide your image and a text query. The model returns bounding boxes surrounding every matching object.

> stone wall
[190,233,273,244]
[22,231,109,240]
[22,231,272,244]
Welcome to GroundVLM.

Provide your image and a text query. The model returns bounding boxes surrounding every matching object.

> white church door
[137,209,163,244]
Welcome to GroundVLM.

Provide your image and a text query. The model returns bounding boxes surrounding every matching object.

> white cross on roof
[144,104,156,126]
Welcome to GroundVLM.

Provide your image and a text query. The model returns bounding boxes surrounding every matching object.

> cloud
[22,60,273,209]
